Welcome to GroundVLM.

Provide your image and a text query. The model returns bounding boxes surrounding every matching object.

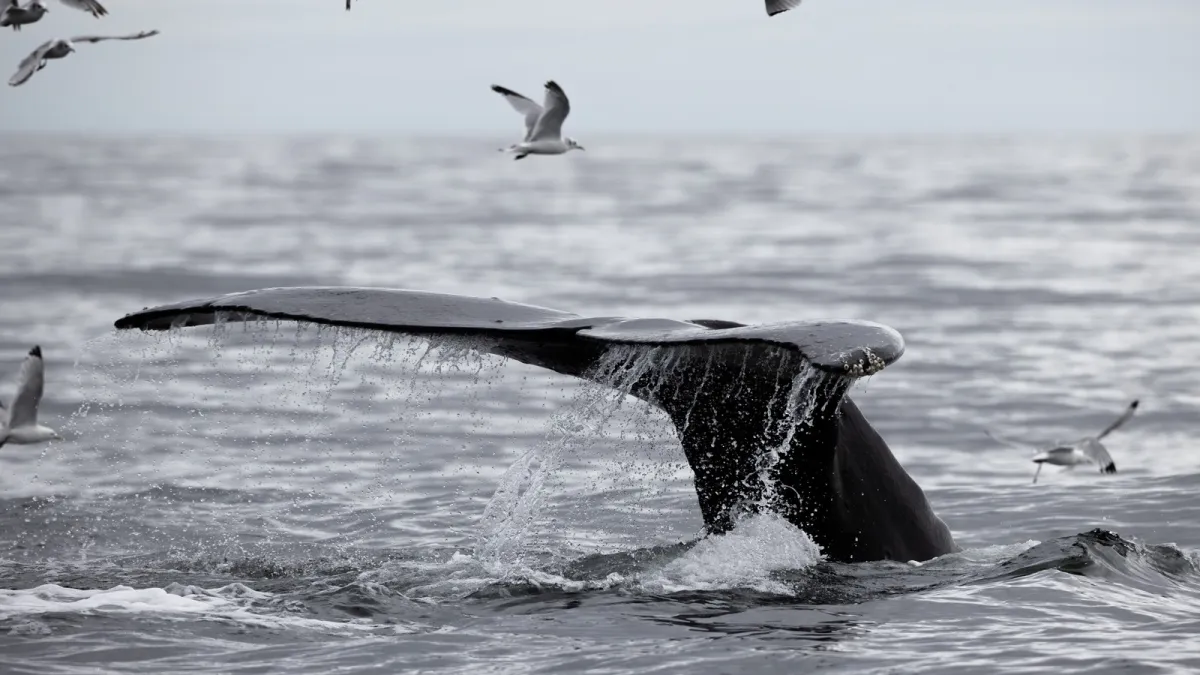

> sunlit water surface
[1,135,1199,673]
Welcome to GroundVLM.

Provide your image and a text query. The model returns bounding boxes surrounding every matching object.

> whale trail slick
[114,287,957,563]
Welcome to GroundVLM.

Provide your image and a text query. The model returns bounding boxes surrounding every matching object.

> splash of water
[642,512,823,594]
[475,343,839,570]
[754,359,827,517]
[474,344,685,570]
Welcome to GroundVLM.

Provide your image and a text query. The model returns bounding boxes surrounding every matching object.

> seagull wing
[70,29,160,44]
[528,80,570,142]
[1081,438,1117,474]
[58,0,107,17]
[765,0,802,17]
[7,346,45,430]
[491,85,543,142]
[1096,399,1138,440]
[9,39,56,87]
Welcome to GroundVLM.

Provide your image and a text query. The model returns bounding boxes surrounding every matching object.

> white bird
[491,80,585,161]
[990,400,1138,483]
[0,346,62,449]
[8,29,159,87]
[765,0,802,17]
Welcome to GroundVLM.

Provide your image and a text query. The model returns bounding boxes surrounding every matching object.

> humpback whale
[114,287,957,563]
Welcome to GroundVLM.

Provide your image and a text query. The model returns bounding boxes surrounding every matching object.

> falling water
[474,344,689,567]
[754,360,826,515]
[474,341,846,567]
[57,321,510,562]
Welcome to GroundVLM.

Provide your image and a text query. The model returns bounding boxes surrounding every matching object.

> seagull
[491,80,585,161]
[1,0,48,32]
[8,30,160,88]
[2,0,106,28]
[988,400,1139,483]
[765,0,802,17]
[0,346,61,449]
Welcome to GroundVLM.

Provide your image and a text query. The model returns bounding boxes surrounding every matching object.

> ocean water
[0,135,1198,673]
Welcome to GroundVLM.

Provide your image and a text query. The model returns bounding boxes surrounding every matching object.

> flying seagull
[0,346,61,449]
[9,30,159,87]
[1,0,47,32]
[766,0,802,17]
[988,400,1139,483]
[490,81,585,161]
[3,0,107,28]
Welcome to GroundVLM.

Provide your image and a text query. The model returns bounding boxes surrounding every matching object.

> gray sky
[1,0,1198,134]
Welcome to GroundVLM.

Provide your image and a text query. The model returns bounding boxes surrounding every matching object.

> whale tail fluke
[114,286,928,557]
[113,287,904,381]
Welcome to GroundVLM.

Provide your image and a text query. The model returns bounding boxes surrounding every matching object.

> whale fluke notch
[114,286,955,563]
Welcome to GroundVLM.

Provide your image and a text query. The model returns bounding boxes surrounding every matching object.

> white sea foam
[0,582,417,634]
[378,512,824,603]
[638,513,823,595]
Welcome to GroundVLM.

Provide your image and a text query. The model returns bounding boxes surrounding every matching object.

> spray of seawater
[54,321,507,565]
[474,343,835,583]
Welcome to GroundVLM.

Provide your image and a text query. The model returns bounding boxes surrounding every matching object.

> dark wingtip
[29,345,41,358]
[765,0,802,16]
[1102,462,1117,474]
[1130,399,1139,409]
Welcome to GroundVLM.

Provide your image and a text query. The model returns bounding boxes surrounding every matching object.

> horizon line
[2,129,1197,139]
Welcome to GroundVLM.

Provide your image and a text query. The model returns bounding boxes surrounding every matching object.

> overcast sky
[0,0,1197,134]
